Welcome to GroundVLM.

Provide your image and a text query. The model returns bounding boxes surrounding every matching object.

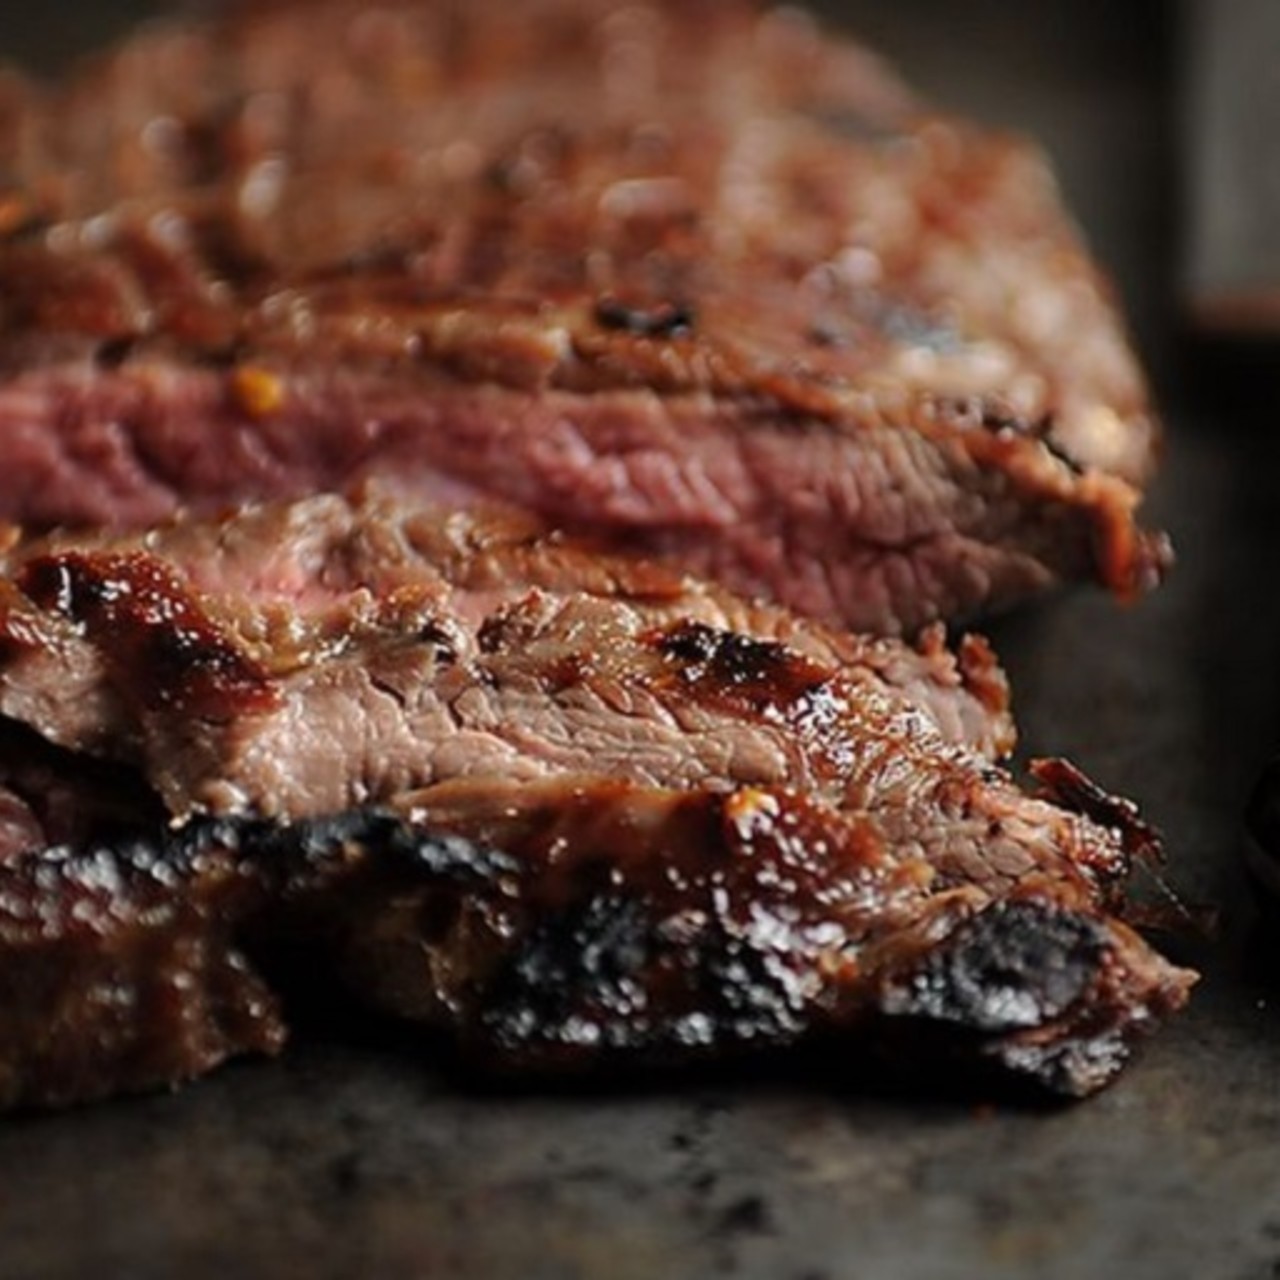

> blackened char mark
[479,882,656,1054]
[415,785,886,1068]
[0,806,519,1110]
[656,619,825,691]
[18,550,280,720]
[478,879,811,1060]
[879,900,1106,1032]
[175,807,521,895]
[594,296,696,339]
[474,838,813,1062]
[654,620,833,713]
[872,898,1123,1097]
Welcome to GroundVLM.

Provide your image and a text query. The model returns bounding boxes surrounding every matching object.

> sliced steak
[369,776,1189,1096]
[0,494,1084,913]
[0,766,1191,1110]
[0,494,1191,1106]
[0,490,1017,796]
[0,0,1166,633]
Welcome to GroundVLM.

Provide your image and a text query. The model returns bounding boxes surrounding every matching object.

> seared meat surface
[0,496,1192,1107]
[0,0,1166,633]
[0,722,282,1109]
[370,776,1187,1095]
[0,492,1020,818]
[0,761,1190,1109]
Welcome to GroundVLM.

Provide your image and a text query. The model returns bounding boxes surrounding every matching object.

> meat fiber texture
[0,0,1167,636]
[0,494,1192,1109]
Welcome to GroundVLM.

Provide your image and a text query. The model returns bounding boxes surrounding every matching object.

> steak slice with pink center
[0,0,1167,634]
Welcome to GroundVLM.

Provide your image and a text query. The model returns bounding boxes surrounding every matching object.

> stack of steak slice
[0,0,1189,1110]
[0,0,1167,635]
[0,493,1192,1108]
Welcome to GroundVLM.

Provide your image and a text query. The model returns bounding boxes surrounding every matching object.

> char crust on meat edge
[0,493,1194,1110]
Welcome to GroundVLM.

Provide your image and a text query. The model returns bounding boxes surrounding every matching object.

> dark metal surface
[5,4,1280,1277]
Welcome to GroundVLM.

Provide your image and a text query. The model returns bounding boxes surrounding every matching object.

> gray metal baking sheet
[5,3,1280,1277]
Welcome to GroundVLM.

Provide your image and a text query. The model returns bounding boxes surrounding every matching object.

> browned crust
[0,0,1161,534]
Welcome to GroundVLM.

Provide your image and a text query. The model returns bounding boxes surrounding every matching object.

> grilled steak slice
[0,0,1165,633]
[0,491,1018,810]
[0,495,1119,915]
[0,767,1191,1109]
[365,777,1189,1096]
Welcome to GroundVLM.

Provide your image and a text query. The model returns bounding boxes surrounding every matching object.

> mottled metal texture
[7,3,1280,1278]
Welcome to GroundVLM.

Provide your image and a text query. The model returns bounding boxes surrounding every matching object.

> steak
[0,774,1191,1110]
[0,492,1029,833]
[0,494,1192,1107]
[0,0,1167,634]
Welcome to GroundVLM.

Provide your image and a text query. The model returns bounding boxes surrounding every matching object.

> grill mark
[594,296,696,339]
[19,551,279,719]
[655,620,826,696]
